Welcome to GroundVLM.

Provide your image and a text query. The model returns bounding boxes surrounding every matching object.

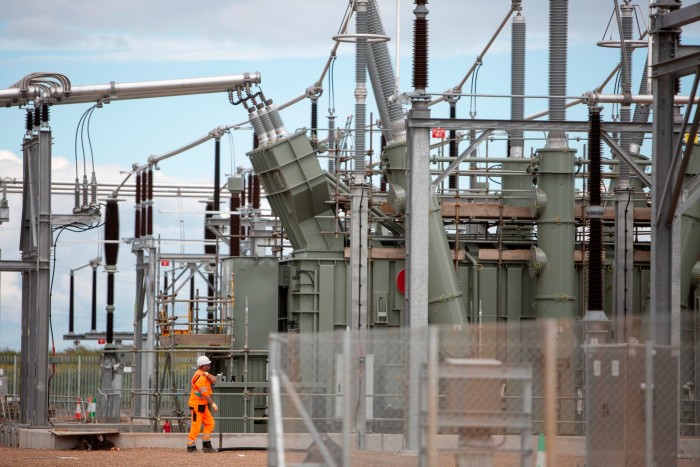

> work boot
[187,445,197,453]
[202,441,216,453]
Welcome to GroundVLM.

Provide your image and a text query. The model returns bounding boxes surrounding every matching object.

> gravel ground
[0,447,579,467]
[1,447,697,467]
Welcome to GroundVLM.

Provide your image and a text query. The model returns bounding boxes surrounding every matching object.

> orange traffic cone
[74,397,83,421]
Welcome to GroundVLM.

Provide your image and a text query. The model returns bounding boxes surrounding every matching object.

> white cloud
[0,148,216,350]
[3,0,696,63]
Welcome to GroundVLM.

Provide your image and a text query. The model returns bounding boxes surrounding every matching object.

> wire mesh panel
[268,328,426,467]
[267,318,692,467]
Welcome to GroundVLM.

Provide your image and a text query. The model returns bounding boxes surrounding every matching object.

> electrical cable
[487,164,502,185]
[469,62,482,118]
[227,130,236,175]
[328,56,337,113]
[47,225,69,427]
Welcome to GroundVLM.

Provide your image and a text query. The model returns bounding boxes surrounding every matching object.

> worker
[187,355,219,453]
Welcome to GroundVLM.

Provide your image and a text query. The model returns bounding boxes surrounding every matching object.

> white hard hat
[197,356,212,367]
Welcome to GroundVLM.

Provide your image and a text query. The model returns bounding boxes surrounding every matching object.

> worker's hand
[211,403,218,412]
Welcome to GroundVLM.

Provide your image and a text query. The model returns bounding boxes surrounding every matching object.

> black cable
[47,226,68,427]
[86,105,98,173]
[74,109,90,180]
[357,187,365,329]
[623,190,632,317]
[487,164,502,185]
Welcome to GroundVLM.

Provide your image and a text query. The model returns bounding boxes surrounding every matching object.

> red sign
[432,127,446,139]
[396,269,406,295]
[160,259,170,267]
[97,338,106,345]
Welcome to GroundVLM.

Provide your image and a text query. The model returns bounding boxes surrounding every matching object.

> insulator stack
[266,99,288,139]
[91,267,97,331]
[104,200,120,266]
[90,172,97,207]
[256,103,277,143]
[368,0,403,141]
[189,276,195,316]
[247,107,267,146]
[82,174,89,209]
[587,108,603,312]
[34,106,41,127]
[41,103,49,125]
[328,113,337,174]
[253,175,260,210]
[207,272,215,325]
[74,178,81,212]
[147,168,153,236]
[140,171,147,237]
[380,134,387,192]
[204,201,216,255]
[248,174,254,208]
[230,193,241,256]
[354,0,368,177]
[412,0,429,91]
[618,2,634,186]
[69,273,75,334]
[135,172,141,238]
[164,274,169,295]
[548,0,568,124]
[25,109,33,133]
[449,103,458,190]
[253,133,259,150]
[106,274,115,344]
[630,65,650,153]
[241,176,246,207]
[214,139,221,213]
[104,198,120,344]
[511,13,526,150]
[311,99,318,140]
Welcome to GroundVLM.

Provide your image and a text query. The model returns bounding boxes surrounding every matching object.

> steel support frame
[404,98,431,451]
[651,8,692,348]
[19,125,51,427]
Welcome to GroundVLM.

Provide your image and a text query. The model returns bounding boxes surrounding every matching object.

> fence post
[78,356,82,399]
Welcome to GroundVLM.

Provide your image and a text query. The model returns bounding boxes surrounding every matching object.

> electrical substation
[1,1,700,465]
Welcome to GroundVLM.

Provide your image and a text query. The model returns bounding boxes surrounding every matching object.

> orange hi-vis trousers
[187,404,214,446]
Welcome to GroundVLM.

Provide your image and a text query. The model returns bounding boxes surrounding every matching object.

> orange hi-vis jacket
[188,369,213,407]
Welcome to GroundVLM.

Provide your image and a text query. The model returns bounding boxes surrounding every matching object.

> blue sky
[1,0,699,350]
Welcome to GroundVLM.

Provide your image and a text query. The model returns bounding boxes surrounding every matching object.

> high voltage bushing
[104,199,120,345]
[147,168,153,236]
[135,172,141,238]
[230,193,241,256]
[41,103,49,125]
[310,99,318,139]
[204,200,216,255]
[25,109,33,133]
[587,107,604,312]
[413,0,429,90]
[449,102,458,190]
[140,170,147,237]
[253,175,260,210]
[214,138,221,212]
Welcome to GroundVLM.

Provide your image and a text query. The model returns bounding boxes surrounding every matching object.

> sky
[1,0,699,351]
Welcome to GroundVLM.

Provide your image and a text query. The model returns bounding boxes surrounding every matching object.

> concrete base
[5,425,700,462]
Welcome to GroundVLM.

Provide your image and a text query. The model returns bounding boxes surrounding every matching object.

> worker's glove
[211,403,218,412]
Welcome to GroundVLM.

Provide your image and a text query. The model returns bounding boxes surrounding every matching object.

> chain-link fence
[268,317,686,467]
